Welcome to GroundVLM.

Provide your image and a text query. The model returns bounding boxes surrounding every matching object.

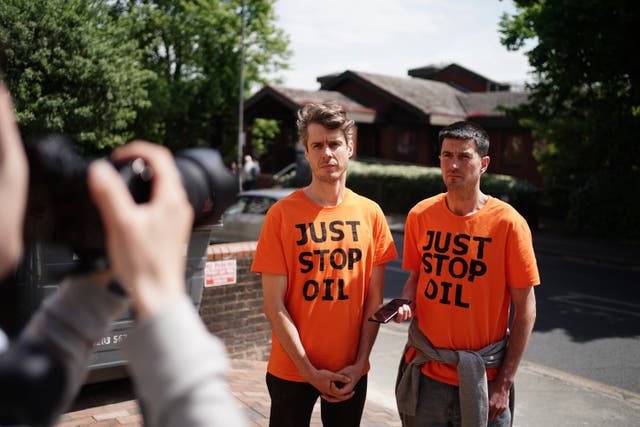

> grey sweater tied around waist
[395,319,508,427]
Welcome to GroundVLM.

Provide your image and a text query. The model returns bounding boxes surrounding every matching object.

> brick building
[244,63,540,185]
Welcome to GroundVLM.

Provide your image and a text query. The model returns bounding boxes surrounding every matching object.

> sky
[271,0,533,91]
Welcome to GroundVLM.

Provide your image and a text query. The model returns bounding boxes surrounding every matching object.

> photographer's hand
[0,83,28,278]
[87,141,194,316]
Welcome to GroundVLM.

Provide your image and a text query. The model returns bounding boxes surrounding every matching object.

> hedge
[345,160,540,229]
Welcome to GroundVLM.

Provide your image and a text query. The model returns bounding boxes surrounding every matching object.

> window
[396,130,416,159]
[502,136,525,168]
[245,197,275,214]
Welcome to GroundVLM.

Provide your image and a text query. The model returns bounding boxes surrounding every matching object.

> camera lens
[24,135,238,263]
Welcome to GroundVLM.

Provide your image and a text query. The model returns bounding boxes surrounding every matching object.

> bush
[345,160,539,228]
[567,169,640,240]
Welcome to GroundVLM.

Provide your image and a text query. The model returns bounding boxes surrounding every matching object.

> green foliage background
[277,161,539,228]
[345,161,539,228]
[499,0,640,239]
[0,0,153,153]
[0,0,290,158]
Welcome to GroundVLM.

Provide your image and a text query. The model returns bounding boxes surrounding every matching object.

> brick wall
[199,242,271,361]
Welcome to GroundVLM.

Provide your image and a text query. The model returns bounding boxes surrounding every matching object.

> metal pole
[236,0,247,191]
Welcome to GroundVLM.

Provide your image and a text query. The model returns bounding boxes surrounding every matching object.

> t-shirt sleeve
[506,215,540,288]
[402,210,421,271]
[251,208,288,275]
[372,207,398,265]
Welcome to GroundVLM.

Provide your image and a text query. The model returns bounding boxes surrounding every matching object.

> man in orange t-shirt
[395,121,539,427]
[252,102,397,427]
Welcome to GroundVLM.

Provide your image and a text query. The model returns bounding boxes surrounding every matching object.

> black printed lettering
[337,278,348,300]
[296,220,361,246]
[322,279,334,300]
[303,278,349,301]
[424,278,438,300]
[314,249,330,271]
[348,248,362,270]
[455,283,470,308]
[434,231,451,253]
[299,251,313,273]
[439,281,453,304]
[330,248,347,269]
[295,224,308,245]
[433,253,450,276]
[468,259,487,282]
[422,279,471,309]
[453,234,470,255]
[298,248,363,272]
[345,221,360,241]
[424,230,435,251]
[309,222,327,243]
[329,221,345,241]
[303,280,319,301]
[421,252,433,273]
[449,257,468,279]
[472,236,492,259]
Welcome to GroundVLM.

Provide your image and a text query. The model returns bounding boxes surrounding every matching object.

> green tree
[251,117,279,157]
[0,0,153,154]
[499,0,640,238]
[114,0,290,154]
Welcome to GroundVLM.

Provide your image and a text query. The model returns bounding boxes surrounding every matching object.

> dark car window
[225,197,249,215]
[245,197,276,214]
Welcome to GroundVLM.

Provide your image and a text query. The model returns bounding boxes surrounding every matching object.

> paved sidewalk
[57,355,640,426]
[56,220,640,426]
[56,360,402,427]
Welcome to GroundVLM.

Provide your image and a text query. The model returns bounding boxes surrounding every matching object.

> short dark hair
[438,121,490,156]
[296,102,355,147]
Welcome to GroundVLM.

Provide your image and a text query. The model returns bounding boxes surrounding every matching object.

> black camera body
[23,135,237,265]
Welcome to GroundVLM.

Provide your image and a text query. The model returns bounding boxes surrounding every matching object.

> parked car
[7,228,212,384]
[211,188,296,243]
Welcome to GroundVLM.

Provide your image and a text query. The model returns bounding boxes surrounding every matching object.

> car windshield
[224,198,248,215]
[224,195,276,216]
[246,197,274,214]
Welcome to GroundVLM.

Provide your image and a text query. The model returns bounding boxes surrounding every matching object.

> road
[382,230,640,394]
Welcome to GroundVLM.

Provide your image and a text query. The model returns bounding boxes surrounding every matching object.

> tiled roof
[408,63,507,90]
[248,72,528,121]
[459,91,529,117]
[334,71,468,117]
[269,85,374,113]
[330,71,527,118]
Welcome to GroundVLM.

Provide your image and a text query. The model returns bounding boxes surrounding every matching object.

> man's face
[304,123,353,183]
[439,137,489,190]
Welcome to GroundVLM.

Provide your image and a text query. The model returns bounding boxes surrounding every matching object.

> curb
[519,360,640,407]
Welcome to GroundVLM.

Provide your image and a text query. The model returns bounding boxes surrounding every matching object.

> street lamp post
[236,0,247,192]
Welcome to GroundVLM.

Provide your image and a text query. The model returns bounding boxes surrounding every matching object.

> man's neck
[303,180,346,208]
[445,188,488,216]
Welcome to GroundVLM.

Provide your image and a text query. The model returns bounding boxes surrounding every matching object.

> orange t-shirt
[402,194,539,386]
[252,189,398,382]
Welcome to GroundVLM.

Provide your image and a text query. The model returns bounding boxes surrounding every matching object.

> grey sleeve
[19,275,129,420]
[123,295,247,427]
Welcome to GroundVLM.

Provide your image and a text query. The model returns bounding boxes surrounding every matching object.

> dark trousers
[266,372,368,427]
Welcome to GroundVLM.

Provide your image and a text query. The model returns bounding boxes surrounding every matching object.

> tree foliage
[250,117,279,157]
[112,0,290,156]
[1,0,290,159]
[0,0,153,154]
[499,0,640,238]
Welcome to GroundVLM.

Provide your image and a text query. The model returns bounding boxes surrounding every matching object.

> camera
[23,134,238,265]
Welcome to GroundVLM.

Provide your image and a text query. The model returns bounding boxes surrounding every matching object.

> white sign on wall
[204,259,237,287]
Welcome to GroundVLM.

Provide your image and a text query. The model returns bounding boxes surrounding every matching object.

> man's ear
[480,156,490,174]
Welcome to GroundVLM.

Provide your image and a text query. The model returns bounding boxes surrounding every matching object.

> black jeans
[266,372,368,427]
